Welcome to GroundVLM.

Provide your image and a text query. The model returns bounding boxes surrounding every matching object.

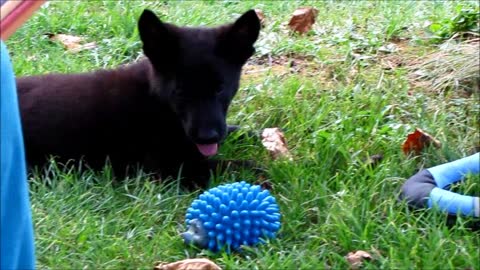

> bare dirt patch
[243,53,331,85]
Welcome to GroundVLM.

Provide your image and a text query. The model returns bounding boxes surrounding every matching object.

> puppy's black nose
[195,129,220,144]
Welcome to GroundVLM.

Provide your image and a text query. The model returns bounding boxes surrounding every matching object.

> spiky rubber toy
[181,181,281,252]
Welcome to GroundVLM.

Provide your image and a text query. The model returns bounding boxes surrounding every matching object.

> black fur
[17,9,261,188]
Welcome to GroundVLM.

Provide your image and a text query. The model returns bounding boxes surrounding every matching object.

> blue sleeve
[426,153,480,217]
[427,153,480,188]
[1,41,36,270]
[427,188,479,217]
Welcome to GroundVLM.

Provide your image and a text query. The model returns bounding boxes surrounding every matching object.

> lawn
[6,0,479,269]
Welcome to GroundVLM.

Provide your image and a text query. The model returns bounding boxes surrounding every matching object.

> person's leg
[400,153,480,217]
[1,40,35,269]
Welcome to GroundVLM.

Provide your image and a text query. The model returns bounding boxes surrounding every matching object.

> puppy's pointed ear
[217,10,261,64]
[230,10,261,47]
[138,9,178,68]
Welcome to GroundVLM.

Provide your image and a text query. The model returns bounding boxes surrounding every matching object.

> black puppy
[17,9,260,188]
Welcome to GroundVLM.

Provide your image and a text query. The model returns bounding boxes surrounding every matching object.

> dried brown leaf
[345,250,373,270]
[288,7,318,34]
[154,258,221,270]
[68,42,97,53]
[254,178,274,191]
[48,33,96,53]
[402,128,441,155]
[363,154,384,168]
[378,43,398,53]
[254,9,266,26]
[261,128,292,160]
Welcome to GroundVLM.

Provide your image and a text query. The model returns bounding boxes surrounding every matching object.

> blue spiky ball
[181,181,281,252]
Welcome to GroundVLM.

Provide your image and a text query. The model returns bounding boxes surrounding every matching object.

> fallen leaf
[48,33,83,48]
[261,128,292,160]
[402,128,441,155]
[47,33,96,53]
[352,53,375,61]
[254,178,274,191]
[363,154,384,168]
[26,55,37,61]
[378,43,398,53]
[380,57,403,70]
[68,42,97,53]
[288,7,318,34]
[154,258,221,270]
[254,9,266,26]
[345,250,373,270]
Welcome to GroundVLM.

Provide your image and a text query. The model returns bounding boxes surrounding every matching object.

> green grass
[7,0,480,269]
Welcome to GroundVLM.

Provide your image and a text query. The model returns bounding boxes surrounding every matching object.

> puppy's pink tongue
[196,143,218,156]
